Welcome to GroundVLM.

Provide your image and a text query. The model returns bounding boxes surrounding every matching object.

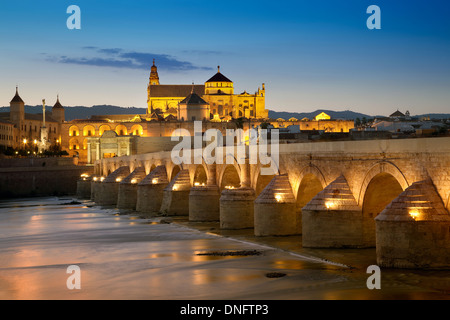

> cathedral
[1,63,354,165]
[147,61,268,121]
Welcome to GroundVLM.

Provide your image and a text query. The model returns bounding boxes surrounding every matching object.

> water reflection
[1,197,449,300]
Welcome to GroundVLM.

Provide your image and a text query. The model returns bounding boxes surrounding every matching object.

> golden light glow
[152,178,158,184]
[275,194,282,202]
[100,177,105,182]
[409,210,420,220]
[23,139,27,144]
[115,178,122,182]
[93,177,98,181]
[80,173,89,178]
[194,182,206,187]
[130,178,137,184]
[172,185,179,191]
[225,186,236,190]
[33,139,38,144]
[325,201,336,209]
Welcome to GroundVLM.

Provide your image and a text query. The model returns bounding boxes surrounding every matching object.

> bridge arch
[294,165,327,213]
[359,161,408,246]
[219,164,241,191]
[252,165,276,196]
[169,165,181,181]
[192,164,208,186]
[293,164,327,200]
[358,160,409,206]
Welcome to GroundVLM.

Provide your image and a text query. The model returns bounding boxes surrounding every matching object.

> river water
[0,197,449,300]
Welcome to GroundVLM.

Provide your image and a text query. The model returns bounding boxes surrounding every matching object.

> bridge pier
[189,164,220,222]
[220,187,256,229]
[219,159,255,229]
[376,179,450,269]
[117,167,146,210]
[302,175,364,248]
[76,174,92,199]
[254,174,298,236]
[90,176,103,202]
[96,166,130,206]
[189,185,221,222]
[160,169,191,216]
[136,165,169,216]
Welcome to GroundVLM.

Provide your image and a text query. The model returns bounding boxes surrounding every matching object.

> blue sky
[1,0,449,116]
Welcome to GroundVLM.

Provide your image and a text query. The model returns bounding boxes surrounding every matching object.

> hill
[1,105,448,121]
[268,109,372,121]
[0,105,148,121]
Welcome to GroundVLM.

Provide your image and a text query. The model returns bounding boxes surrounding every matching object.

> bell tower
[147,59,160,113]
[149,59,160,85]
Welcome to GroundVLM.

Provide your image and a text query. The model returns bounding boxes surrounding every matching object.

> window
[192,116,196,121]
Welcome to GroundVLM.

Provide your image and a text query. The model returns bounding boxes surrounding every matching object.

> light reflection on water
[0,197,449,300]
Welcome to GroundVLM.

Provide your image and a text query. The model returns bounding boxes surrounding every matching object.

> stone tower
[149,59,160,85]
[10,86,24,127]
[51,95,65,123]
[147,59,160,113]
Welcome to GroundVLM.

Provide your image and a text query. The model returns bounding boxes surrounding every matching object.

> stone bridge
[79,137,450,269]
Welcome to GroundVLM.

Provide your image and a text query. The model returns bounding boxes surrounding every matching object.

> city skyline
[1,0,449,116]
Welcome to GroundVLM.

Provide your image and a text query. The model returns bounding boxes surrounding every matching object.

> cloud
[50,47,213,71]
[181,49,228,55]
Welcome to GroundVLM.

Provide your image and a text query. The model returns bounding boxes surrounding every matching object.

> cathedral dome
[178,88,210,121]
[205,66,232,83]
[179,92,208,105]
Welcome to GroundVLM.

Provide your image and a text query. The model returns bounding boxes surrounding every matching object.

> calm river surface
[0,197,449,300]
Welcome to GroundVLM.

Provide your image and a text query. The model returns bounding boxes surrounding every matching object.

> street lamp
[33,139,38,155]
